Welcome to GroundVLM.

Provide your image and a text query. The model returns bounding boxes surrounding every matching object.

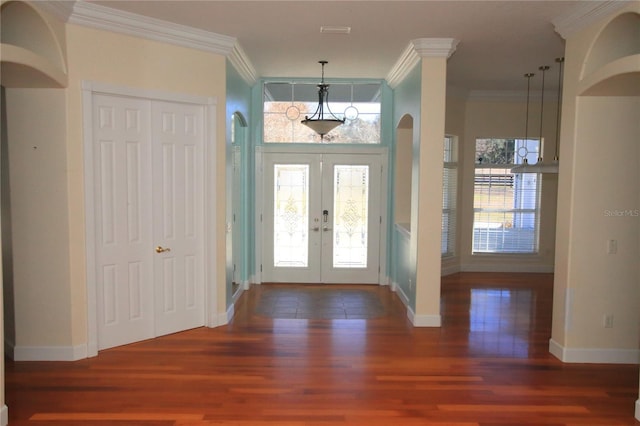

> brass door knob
[155,246,171,253]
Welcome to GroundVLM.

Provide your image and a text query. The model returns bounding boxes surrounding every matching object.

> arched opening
[394,114,414,230]
[0,0,67,88]
[230,112,248,300]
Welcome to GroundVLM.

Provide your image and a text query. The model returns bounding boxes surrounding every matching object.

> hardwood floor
[5,273,639,425]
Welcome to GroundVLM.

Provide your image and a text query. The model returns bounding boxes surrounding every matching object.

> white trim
[461,262,554,274]
[44,0,257,85]
[412,314,442,327]
[386,42,421,89]
[83,82,219,353]
[635,398,640,422]
[225,303,235,324]
[411,38,459,58]
[549,339,640,364]
[552,0,633,39]
[441,261,460,277]
[387,38,459,88]
[217,311,230,327]
[391,281,410,308]
[13,344,88,361]
[1,404,7,426]
[228,44,257,86]
[67,1,236,56]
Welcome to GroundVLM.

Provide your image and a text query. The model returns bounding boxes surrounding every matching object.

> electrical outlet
[607,239,617,254]
[603,314,614,328]
[409,278,413,290]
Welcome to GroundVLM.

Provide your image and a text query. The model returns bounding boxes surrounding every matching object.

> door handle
[311,226,320,232]
[322,226,332,232]
[155,246,171,253]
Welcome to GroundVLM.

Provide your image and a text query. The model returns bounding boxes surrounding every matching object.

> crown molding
[228,43,257,86]
[36,0,75,22]
[386,38,459,88]
[40,1,257,85]
[411,38,459,58]
[552,0,633,39]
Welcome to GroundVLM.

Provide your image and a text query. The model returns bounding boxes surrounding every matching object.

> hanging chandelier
[301,60,345,140]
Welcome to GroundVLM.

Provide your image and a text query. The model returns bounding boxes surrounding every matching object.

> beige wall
[3,9,228,353]
[551,3,639,368]
[414,57,446,320]
[4,88,72,347]
[64,24,228,344]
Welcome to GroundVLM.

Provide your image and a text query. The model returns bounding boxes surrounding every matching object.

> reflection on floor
[5,273,639,425]
[255,284,387,319]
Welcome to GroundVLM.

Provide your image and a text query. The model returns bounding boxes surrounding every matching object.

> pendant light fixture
[511,72,535,173]
[512,58,564,174]
[301,60,345,140]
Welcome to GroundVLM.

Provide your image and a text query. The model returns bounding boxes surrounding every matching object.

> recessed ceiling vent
[320,26,351,34]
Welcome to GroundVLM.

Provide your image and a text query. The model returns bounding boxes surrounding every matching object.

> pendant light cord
[554,57,564,161]
[524,73,534,155]
[538,65,549,160]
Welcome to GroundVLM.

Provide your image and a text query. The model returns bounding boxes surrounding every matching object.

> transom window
[473,138,541,254]
[263,82,381,144]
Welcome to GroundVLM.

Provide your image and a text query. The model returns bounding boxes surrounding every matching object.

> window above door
[263,82,381,144]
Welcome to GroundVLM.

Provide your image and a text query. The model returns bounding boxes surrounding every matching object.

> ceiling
[88,1,599,92]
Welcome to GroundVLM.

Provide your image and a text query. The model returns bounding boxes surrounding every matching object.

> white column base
[635,398,639,421]
[1,404,8,426]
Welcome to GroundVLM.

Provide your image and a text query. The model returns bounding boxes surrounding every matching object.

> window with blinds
[442,136,457,257]
[473,138,541,254]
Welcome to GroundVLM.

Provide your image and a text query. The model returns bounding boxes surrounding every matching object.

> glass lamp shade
[301,118,344,137]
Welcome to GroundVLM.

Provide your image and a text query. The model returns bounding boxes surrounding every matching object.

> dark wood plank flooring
[5,272,639,425]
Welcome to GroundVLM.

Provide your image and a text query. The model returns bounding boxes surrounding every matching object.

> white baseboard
[635,399,640,421]
[225,303,235,323]
[461,262,554,273]
[1,404,8,426]
[549,339,640,364]
[12,344,87,361]
[411,313,442,327]
[391,281,410,308]
[441,263,460,276]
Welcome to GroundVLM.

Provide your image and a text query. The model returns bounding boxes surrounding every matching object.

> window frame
[442,135,457,257]
[472,137,542,255]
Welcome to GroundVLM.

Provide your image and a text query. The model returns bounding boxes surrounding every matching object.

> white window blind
[442,136,457,257]
[473,138,540,254]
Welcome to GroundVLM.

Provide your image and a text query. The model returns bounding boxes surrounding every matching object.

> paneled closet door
[92,94,205,350]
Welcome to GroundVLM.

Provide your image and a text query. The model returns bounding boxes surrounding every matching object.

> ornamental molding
[38,0,257,85]
[552,0,633,39]
[386,38,459,89]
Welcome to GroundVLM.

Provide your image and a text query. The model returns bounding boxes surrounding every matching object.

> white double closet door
[91,93,205,351]
[262,152,383,284]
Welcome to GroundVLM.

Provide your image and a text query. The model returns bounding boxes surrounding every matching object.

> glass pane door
[262,152,381,284]
[273,164,310,268]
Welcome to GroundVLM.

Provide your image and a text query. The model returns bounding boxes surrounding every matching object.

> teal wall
[225,59,252,306]
[390,63,421,310]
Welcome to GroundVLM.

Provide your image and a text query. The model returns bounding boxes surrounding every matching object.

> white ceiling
[89,1,605,92]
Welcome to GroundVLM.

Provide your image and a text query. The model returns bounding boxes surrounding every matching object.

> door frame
[255,144,388,285]
[82,81,218,357]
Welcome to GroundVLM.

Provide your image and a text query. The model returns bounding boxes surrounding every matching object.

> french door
[262,152,382,284]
